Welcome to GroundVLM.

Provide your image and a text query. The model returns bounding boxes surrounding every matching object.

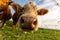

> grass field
[0,21,60,40]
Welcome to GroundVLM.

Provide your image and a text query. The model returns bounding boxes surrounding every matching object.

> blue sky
[12,0,44,6]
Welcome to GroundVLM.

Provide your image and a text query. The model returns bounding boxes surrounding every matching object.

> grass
[0,21,60,40]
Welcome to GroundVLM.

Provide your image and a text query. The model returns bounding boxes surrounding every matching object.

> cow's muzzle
[20,16,37,30]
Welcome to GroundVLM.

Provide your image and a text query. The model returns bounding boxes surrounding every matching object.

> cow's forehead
[23,2,37,10]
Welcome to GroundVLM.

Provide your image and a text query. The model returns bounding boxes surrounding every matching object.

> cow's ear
[11,2,22,12]
[37,8,48,15]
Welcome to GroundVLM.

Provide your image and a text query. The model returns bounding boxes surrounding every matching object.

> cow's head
[18,2,48,32]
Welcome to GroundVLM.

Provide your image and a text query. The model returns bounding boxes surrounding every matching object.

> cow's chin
[19,23,38,32]
[20,25,36,31]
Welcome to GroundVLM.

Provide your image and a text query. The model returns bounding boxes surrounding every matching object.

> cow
[11,2,48,32]
[0,0,13,29]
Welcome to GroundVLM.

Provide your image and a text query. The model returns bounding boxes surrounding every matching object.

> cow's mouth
[19,15,38,31]
[20,17,37,31]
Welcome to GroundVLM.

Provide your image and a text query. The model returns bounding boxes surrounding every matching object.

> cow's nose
[20,16,37,26]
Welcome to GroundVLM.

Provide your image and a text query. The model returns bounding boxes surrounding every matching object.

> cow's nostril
[33,19,37,26]
[20,17,24,23]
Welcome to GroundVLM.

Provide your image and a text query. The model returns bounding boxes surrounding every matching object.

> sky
[10,0,60,21]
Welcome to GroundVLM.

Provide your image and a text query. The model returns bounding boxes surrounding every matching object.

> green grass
[0,21,60,40]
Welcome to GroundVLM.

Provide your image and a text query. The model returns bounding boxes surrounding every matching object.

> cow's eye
[22,8,25,10]
[20,17,24,23]
[21,8,25,12]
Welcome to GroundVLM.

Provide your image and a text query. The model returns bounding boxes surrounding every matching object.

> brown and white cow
[0,0,13,28]
[11,2,48,32]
